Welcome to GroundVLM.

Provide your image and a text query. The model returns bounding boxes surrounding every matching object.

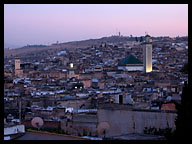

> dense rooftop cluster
[4,36,188,139]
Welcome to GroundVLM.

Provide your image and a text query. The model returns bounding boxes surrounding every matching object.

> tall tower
[143,35,152,73]
[14,57,23,77]
[68,63,75,79]
[15,57,21,70]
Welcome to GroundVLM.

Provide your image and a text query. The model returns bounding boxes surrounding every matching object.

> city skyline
[4,4,188,139]
[4,4,188,47]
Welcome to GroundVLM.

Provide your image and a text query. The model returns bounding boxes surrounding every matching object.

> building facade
[14,57,23,77]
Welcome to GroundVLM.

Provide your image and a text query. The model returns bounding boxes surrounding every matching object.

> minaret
[143,34,152,73]
[15,57,21,76]
[15,57,21,70]
[68,63,75,79]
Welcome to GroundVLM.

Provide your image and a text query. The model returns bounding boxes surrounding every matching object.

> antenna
[116,28,118,36]
[116,28,120,36]
[19,95,21,124]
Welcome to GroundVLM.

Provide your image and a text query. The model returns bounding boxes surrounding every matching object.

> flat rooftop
[15,130,90,140]
[110,133,165,140]
[98,103,176,113]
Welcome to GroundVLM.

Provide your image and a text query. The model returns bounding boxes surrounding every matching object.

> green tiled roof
[144,42,152,44]
[118,55,143,65]
[68,68,76,71]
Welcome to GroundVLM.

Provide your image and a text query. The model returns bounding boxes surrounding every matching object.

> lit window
[70,63,73,68]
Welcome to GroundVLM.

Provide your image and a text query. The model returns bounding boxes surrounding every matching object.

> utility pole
[19,95,21,124]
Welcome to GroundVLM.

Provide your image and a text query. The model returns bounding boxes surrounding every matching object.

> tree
[180,63,188,74]
[135,37,138,42]
[173,81,191,141]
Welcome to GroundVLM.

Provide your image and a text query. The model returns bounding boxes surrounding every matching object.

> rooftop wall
[97,108,176,137]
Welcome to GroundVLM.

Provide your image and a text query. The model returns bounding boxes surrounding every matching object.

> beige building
[68,69,75,79]
[15,57,21,70]
[67,63,75,79]
[14,57,23,77]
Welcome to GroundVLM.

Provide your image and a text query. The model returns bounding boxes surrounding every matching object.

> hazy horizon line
[4,34,188,49]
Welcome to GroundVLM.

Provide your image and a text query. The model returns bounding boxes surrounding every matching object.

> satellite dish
[31,117,44,130]
[97,122,110,137]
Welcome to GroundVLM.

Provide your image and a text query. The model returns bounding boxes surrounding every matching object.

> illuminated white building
[143,35,152,73]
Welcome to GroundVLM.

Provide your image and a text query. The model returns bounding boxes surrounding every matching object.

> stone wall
[23,120,60,129]
[61,113,98,137]
[58,99,87,109]
[97,108,177,137]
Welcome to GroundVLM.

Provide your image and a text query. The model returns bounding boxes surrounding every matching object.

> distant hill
[4,43,23,49]
[5,35,133,58]
[60,35,135,46]
[4,35,188,58]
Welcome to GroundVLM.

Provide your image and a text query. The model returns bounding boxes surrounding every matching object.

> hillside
[4,35,178,59]
[4,36,129,58]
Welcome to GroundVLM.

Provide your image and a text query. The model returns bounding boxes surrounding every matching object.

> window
[119,95,123,104]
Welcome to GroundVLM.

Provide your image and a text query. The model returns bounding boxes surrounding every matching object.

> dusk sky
[4,4,188,48]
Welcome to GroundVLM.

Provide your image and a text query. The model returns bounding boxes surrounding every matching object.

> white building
[4,124,25,140]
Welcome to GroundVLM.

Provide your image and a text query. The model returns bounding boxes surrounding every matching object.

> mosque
[118,34,152,73]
